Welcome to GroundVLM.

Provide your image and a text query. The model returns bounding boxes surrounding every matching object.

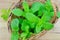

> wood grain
[0,0,60,40]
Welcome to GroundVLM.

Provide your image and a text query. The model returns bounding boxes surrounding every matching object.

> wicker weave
[8,0,57,40]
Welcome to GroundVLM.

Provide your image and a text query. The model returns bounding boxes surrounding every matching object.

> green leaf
[20,32,28,38]
[21,20,30,32]
[38,10,43,17]
[44,22,54,30]
[35,25,43,33]
[31,2,41,13]
[19,18,23,24]
[50,12,54,17]
[22,37,27,40]
[30,23,36,29]
[12,8,23,16]
[38,5,45,17]
[25,13,40,23]
[41,11,52,22]
[27,32,32,38]
[45,0,53,12]
[22,1,29,12]
[42,15,51,22]
[20,32,28,40]
[11,18,19,31]
[1,9,11,20]
[57,11,60,18]
[11,32,19,40]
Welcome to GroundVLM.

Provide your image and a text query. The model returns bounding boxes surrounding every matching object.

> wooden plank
[0,0,60,40]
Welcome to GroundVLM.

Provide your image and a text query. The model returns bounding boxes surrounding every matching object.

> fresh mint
[1,0,57,40]
[12,8,24,16]
[22,1,29,12]
[11,18,19,31]
[1,9,11,20]
[11,0,55,40]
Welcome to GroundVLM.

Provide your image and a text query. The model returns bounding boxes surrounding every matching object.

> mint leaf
[57,11,60,18]
[25,13,40,23]
[30,23,36,29]
[11,18,19,31]
[22,37,27,40]
[38,10,43,17]
[35,25,43,33]
[20,32,28,38]
[19,18,23,24]
[44,22,54,30]
[12,8,23,16]
[20,32,28,40]
[27,32,32,38]
[45,0,53,12]
[21,20,30,32]
[22,1,29,12]
[1,9,11,20]
[11,32,19,40]
[42,15,51,22]
[41,11,52,22]
[50,12,54,17]
[31,2,41,13]
[38,4,45,17]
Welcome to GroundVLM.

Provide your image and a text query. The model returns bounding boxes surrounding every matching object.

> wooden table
[0,0,60,40]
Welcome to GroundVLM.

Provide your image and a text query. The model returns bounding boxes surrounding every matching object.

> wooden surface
[0,0,60,40]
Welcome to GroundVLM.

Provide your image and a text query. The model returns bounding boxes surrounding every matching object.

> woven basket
[8,0,57,40]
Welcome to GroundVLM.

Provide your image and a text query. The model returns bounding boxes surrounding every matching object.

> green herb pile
[10,0,54,40]
[1,0,60,40]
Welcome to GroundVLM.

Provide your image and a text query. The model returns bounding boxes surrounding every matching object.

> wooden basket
[8,0,57,40]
